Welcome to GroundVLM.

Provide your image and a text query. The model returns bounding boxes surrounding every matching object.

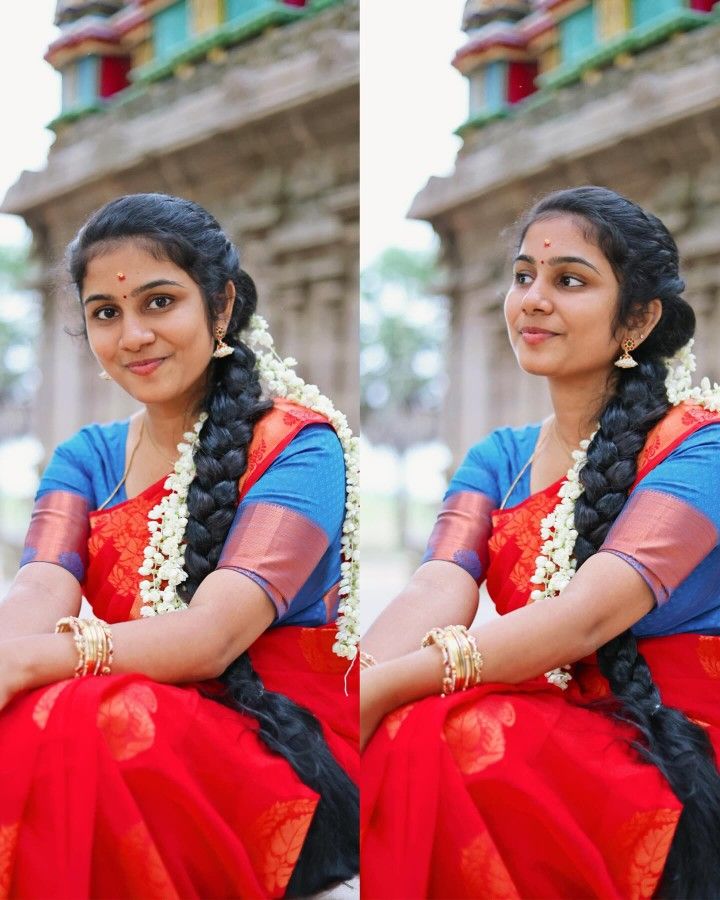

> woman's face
[504,215,625,382]
[82,240,220,412]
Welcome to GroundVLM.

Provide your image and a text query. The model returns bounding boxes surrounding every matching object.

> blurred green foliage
[0,243,39,410]
[360,246,448,453]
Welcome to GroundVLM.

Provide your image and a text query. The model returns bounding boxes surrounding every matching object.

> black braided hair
[68,193,358,896]
[518,187,720,898]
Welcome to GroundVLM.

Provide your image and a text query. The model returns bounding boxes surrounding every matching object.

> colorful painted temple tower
[2,0,359,450]
[412,0,720,462]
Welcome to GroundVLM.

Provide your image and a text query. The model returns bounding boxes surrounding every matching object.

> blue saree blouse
[423,421,720,637]
[21,420,345,628]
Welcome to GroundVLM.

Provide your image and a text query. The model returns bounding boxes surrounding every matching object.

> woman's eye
[148,295,174,310]
[514,272,533,286]
[560,275,584,288]
[94,307,118,321]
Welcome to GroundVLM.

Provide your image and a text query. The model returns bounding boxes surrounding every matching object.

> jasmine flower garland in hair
[137,315,360,662]
[244,314,360,662]
[138,415,207,616]
[664,338,720,410]
[530,339,720,689]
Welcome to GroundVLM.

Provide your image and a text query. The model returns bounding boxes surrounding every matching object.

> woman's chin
[514,348,563,377]
[115,380,182,407]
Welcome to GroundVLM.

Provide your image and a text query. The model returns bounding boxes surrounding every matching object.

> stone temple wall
[2,0,359,457]
[411,20,720,466]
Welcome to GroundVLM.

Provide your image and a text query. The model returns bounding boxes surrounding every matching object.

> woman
[0,193,359,898]
[361,187,720,899]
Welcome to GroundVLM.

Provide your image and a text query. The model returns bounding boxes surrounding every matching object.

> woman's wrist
[364,646,446,713]
[6,633,76,694]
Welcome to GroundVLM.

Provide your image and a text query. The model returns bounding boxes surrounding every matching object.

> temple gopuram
[412,0,720,462]
[2,0,359,450]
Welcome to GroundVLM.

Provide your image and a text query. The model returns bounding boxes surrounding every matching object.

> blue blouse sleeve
[20,431,98,582]
[37,434,96,502]
[421,432,503,585]
[598,425,720,628]
[216,424,345,622]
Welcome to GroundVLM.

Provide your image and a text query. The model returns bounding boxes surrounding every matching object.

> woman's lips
[126,357,166,376]
[520,329,558,345]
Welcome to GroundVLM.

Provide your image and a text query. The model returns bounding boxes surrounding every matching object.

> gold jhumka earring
[212,325,234,359]
[614,338,639,369]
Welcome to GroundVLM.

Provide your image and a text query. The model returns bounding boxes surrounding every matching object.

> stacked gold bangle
[421,625,484,697]
[55,617,114,677]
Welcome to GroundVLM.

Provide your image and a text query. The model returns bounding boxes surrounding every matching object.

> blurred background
[360,0,720,631]
[0,0,359,589]
[359,1,466,626]
[0,0,59,588]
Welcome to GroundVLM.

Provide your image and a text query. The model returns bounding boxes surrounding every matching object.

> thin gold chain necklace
[97,418,145,511]
[551,418,578,460]
[500,418,553,510]
[144,415,179,467]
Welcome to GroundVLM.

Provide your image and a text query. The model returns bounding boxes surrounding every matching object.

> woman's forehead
[83,240,184,283]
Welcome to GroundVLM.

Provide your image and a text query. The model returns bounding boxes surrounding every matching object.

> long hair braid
[519,187,720,897]
[183,283,359,897]
[179,274,273,596]
[575,362,720,898]
[69,194,358,897]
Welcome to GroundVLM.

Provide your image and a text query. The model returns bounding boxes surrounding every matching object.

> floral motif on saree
[362,404,720,900]
[1,400,358,899]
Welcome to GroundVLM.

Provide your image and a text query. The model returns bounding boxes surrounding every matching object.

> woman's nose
[118,315,155,352]
[521,277,553,314]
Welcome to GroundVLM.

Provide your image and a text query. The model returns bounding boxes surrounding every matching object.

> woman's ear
[637,298,663,344]
[219,280,236,329]
[622,298,663,348]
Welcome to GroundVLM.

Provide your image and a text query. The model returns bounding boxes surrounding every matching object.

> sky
[0,0,60,245]
[360,0,467,267]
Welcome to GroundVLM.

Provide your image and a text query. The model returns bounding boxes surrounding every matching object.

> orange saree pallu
[0,402,358,899]
[361,406,720,900]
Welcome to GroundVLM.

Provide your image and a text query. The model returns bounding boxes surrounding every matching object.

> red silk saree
[0,401,358,899]
[362,405,720,899]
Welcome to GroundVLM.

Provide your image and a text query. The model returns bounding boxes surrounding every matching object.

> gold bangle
[96,618,114,676]
[445,626,467,691]
[463,628,484,687]
[455,625,476,691]
[55,616,114,678]
[80,619,99,676]
[421,628,455,697]
[360,650,378,670]
[448,625,483,689]
[55,617,86,678]
[421,625,485,695]
[85,618,113,676]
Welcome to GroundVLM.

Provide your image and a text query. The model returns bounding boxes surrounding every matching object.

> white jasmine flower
[140,315,359,662]
[532,339,720,689]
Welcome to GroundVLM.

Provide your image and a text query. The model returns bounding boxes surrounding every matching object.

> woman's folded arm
[361,560,480,663]
[361,552,655,748]
[0,563,83,641]
[2,568,276,705]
